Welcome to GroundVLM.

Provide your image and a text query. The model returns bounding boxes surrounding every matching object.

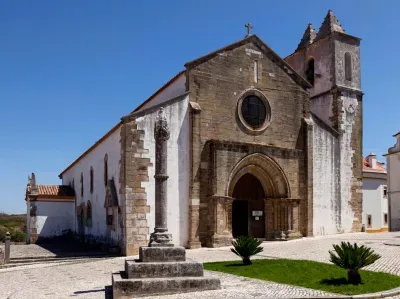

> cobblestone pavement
[1,232,400,299]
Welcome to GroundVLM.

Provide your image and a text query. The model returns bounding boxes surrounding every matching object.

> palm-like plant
[329,242,381,284]
[231,235,263,265]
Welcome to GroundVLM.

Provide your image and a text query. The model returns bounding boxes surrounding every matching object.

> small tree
[231,235,263,265]
[329,241,381,284]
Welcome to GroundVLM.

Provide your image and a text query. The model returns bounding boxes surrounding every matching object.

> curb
[280,286,400,299]
[206,270,400,299]
[272,287,400,299]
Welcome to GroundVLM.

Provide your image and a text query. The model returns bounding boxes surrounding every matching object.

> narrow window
[383,185,388,198]
[367,214,372,227]
[90,166,94,194]
[72,178,75,192]
[254,60,259,83]
[104,154,108,186]
[345,52,352,81]
[80,173,84,197]
[86,201,92,227]
[306,58,315,86]
[107,208,114,226]
[384,213,388,225]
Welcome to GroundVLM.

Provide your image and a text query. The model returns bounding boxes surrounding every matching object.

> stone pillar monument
[149,108,172,247]
[112,107,220,298]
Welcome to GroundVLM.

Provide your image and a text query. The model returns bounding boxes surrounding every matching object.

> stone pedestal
[112,246,221,298]
[112,108,220,298]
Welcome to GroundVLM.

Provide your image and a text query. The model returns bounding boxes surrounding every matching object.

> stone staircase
[112,246,221,298]
[0,254,116,270]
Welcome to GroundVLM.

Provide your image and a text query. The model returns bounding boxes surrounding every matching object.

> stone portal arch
[226,153,290,199]
[210,153,301,247]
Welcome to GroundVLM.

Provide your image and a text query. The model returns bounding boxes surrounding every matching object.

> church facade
[26,10,363,255]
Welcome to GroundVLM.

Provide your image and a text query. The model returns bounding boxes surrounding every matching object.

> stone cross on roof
[245,23,253,37]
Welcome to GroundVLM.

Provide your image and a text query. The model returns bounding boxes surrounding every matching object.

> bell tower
[285,10,363,234]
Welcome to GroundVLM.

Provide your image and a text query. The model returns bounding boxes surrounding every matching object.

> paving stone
[1,232,400,298]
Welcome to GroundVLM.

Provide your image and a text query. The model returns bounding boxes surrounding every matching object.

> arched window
[80,173,84,197]
[104,154,108,186]
[86,201,92,227]
[345,52,352,81]
[305,58,315,86]
[90,166,94,194]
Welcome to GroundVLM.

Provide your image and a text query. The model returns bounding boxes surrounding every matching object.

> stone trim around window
[237,88,272,133]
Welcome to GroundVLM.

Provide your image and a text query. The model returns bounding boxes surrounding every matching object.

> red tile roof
[362,157,386,172]
[34,185,75,198]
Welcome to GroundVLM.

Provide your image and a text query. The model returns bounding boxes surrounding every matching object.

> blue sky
[0,1,398,214]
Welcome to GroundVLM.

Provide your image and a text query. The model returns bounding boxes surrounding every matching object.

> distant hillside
[0,214,26,242]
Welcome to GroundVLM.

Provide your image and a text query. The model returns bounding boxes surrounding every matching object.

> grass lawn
[204,259,400,295]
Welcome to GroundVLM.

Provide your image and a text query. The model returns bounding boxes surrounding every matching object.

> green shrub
[329,242,381,284]
[0,228,26,243]
[231,235,263,265]
[11,230,26,242]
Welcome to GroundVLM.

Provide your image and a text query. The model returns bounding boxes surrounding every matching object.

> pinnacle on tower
[315,9,345,41]
[296,23,317,51]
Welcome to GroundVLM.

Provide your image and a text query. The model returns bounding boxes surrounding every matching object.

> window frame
[80,173,84,197]
[237,89,271,133]
[383,185,388,198]
[104,154,108,187]
[86,200,92,227]
[367,214,372,228]
[90,166,94,194]
[305,57,315,86]
[344,52,352,81]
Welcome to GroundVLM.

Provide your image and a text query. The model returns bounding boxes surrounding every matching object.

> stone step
[139,246,186,262]
[112,272,221,298]
[125,260,204,278]
[9,255,114,264]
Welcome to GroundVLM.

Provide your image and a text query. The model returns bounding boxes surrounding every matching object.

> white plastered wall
[136,74,186,112]
[387,152,400,231]
[61,126,122,244]
[311,115,340,235]
[134,94,190,247]
[34,201,75,237]
[362,176,388,230]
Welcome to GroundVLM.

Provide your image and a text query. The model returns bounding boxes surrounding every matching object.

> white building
[25,174,75,242]
[362,154,388,233]
[385,132,400,231]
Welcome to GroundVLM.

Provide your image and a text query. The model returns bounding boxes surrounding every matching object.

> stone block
[125,260,204,278]
[112,272,221,298]
[139,246,185,262]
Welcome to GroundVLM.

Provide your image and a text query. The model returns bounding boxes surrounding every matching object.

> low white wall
[134,94,190,247]
[35,201,74,237]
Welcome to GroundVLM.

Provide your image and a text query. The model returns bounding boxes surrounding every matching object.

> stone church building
[25,10,363,255]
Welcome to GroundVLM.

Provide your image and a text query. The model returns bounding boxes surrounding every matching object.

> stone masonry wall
[119,119,152,256]
[186,39,310,245]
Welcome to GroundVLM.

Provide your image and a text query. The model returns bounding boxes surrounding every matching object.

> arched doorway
[232,173,265,238]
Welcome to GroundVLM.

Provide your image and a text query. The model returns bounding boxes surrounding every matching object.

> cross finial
[245,23,253,37]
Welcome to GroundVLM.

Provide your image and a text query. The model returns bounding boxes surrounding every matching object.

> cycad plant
[329,242,381,284]
[231,235,263,265]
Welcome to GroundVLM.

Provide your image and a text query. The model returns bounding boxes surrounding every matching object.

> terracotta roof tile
[362,157,386,172]
[36,185,75,197]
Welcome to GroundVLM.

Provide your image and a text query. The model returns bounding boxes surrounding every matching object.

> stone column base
[209,233,233,247]
[286,231,303,240]
[187,240,202,249]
